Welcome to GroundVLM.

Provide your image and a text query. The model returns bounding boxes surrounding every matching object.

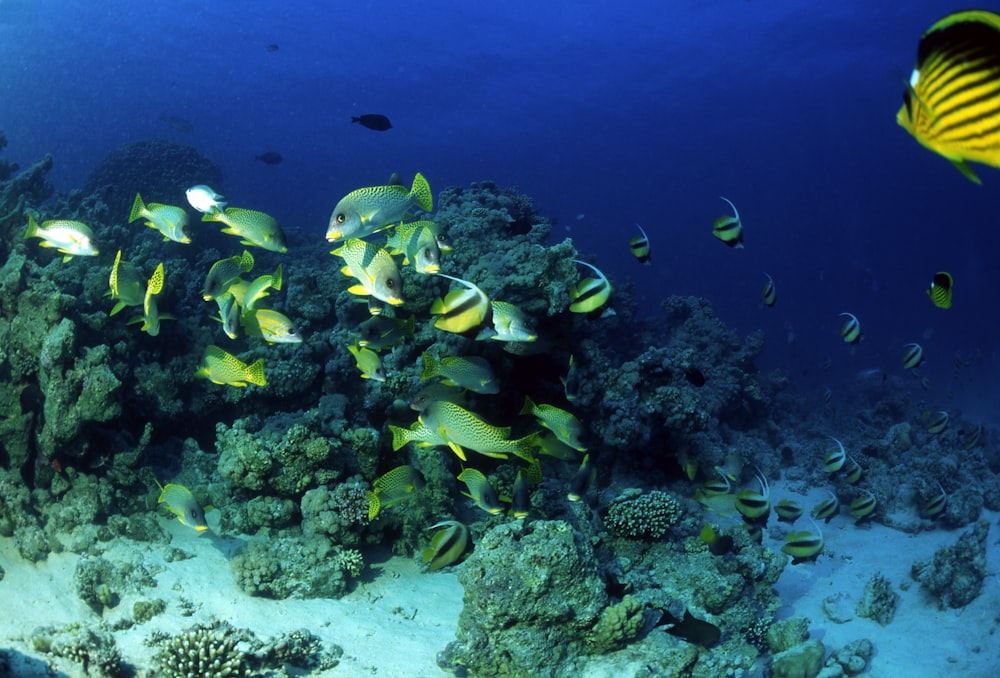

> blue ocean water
[0,0,994,409]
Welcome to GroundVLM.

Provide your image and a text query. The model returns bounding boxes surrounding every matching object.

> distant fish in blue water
[712,196,743,248]
[159,113,193,133]
[629,223,651,264]
[901,343,924,370]
[255,151,283,165]
[839,312,862,345]
[927,271,953,309]
[352,114,392,131]
[266,43,279,52]
[897,10,1000,184]
[761,273,776,307]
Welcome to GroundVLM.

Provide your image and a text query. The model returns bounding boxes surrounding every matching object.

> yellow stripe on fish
[839,312,862,344]
[902,343,924,370]
[430,273,490,333]
[422,520,468,571]
[897,11,1000,184]
[629,223,651,264]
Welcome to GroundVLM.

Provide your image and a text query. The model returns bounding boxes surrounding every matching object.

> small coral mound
[604,488,682,539]
[31,623,122,678]
[855,572,898,625]
[154,624,245,678]
[911,520,989,608]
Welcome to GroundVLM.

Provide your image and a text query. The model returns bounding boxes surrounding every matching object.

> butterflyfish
[568,259,612,314]
[761,273,776,307]
[430,273,490,333]
[927,271,953,309]
[902,343,924,370]
[811,490,840,524]
[897,11,1000,184]
[422,520,469,571]
[629,223,651,264]
[839,312,862,344]
[849,489,877,523]
[781,520,824,564]
[712,196,743,248]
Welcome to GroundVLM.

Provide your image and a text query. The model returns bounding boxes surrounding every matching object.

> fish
[823,436,846,473]
[561,354,580,402]
[195,345,266,387]
[897,10,1000,184]
[568,259,612,314]
[25,214,99,261]
[477,300,537,342]
[159,113,194,133]
[332,239,405,307]
[137,262,170,336]
[418,400,534,461]
[408,383,466,412]
[520,396,586,452]
[925,410,949,434]
[842,457,863,484]
[839,312,862,344]
[657,609,721,648]
[761,273,776,307]
[457,468,504,515]
[629,223,651,264]
[185,184,226,215]
[430,273,490,333]
[242,265,283,312]
[511,468,531,519]
[781,520,824,564]
[567,453,595,502]
[902,343,924,370]
[348,343,386,381]
[699,524,734,556]
[927,271,953,309]
[155,480,208,531]
[735,467,770,525]
[964,423,982,450]
[202,250,255,301]
[532,431,576,461]
[265,43,279,52]
[821,387,832,405]
[326,172,433,242]
[849,489,877,523]
[420,353,499,394]
[921,480,947,519]
[422,520,469,571]
[386,220,441,274]
[371,465,424,516]
[214,292,241,340]
[712,196,743,248]
[202,207,288,253]
[241,309,302,344]
[129,193,190,244]
[388,419,448,451]
[255,151,283,165]
[811,490,840,523]
[357,315,415,351]
[774,498,804,523]
[714,454,743,483]
[352,114,393,131]
[108,250,145,315]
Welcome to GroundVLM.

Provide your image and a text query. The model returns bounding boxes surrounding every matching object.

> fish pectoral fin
[347,284,370,296]
[951,158,982,185]
[447,441,468,461]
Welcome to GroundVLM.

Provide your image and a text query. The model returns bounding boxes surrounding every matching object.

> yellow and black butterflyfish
[761,273,776,307]
[712,196,743,248]
[927,271,953,309]
[629,223,651,264]
[897,10,1000,184]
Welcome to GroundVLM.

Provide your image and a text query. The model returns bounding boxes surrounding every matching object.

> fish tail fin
[272,263,283,291]
[518,395,536,416]
[24,214,39,239]
[366,491,381,520]
[239,249,255,273]
[420,353,437,380]
[388,424,409,451]
[129,193,146,223]
[410,172,433,212]
[246,358,267,387]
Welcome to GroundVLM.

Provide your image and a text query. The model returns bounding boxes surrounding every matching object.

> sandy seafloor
[0,482,997,677]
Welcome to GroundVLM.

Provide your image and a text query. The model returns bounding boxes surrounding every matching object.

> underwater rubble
[0,130,998,677]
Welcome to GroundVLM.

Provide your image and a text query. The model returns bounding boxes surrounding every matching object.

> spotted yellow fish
[327,172,433,242]
[202,207,288,253]
[129,193,190,244]
[195,345,266,387]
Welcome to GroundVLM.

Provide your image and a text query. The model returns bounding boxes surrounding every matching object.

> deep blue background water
[0,0,996,415]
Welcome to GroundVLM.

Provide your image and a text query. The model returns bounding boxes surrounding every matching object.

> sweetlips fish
[356,314,414,351]
[385,219,441,274]
[108,250,145,315]
[202,206,288,253]
[420,353,499,394]
[133,262,172,336]
[418,400,535,461]
[477,300,537,342]
[129,193,190,244]
[457,468,503,515]
[155,480,209,532]
[195,345,266,387]
[203,250,255,301]
[326,172,433,242]
[520,396,586,451]
[332,239,404,307]
[241,309,302,344]
[25,214,99,261]
[242,264,283,312]
[348,343,386,381]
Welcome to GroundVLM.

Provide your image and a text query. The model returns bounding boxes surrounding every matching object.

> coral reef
[154,623,246,678]
[911,520,990,609]
[855,572,898,625]
[230,535,359,599]
[603,488,682,539]
[770,638,825,678]
[31,623,122,677]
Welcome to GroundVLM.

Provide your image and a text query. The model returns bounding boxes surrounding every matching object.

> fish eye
[336,213,346,224]
[386,279,396,288]
[287,327,297,335]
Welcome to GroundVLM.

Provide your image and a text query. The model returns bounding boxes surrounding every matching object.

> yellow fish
[25,214,99,261]
[332,239,404,307]
[327,172,433,242]
[129,193,190,244]
[430,273,490,333]
[568,259,611,314]
[457,468,503,515]
[195,345,266,387]
[241,309,302,344]
[202,207,288,253]
[348,343,386,381]
[422,520,468,571]
[155,480,208,531]
[108,250,144,315]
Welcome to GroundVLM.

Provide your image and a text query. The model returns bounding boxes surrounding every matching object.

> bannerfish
[927,271,953,309]
[902,342,924,370]
[326,172,433,242]
[430,273,490,333]
[713,196,743,248]
[762,273,776,307]
[352,114,393,131]
[202,206,288,253]
[255,151,283,165]
[422,520,469,571]
[129,193,190,244]
[629,223,651,264]
[568,259,612,314]
[155,480,208,531]
[897,11,1000,184]
[195,345,266,387]
[782,522,824,564]
[25,215,99,261]
[332,239,405,307]
[186,184,226,215]
[839,312,862,344]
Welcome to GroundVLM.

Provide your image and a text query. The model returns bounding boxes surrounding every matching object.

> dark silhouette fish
[255,151,283,165]
[159,113,194,133]
[352,114,392,131]
[266,43,279,52]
